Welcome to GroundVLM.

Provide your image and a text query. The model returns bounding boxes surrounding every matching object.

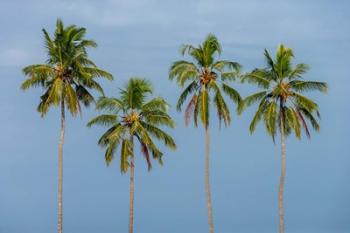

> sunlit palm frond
[244,44,327,139]
[142,97,169,112]
[87,114,117,127]
[289,80,327,93]
[21,19,113,117]
[96,96,123,112]
[89,78,175,172]
[176,81,198,111]
[241,69,270,88]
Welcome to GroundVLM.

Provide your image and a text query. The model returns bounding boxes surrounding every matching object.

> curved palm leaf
[243,44,327,139]
[88,78,176,172]
[22,19,113,117]
[169,33,242,128]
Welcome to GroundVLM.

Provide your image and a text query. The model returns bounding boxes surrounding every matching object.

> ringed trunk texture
[128,156,135,233]
[205,129,214,233]
[279,117,286,233]
[58,100,65,233]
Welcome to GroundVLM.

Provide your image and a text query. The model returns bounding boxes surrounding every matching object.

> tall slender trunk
[205,128,214,233]
[58,100,65,233]
[279,111,286,233]
[128,156,135,233]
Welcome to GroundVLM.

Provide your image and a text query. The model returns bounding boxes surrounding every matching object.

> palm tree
[21,19,113,233]
[87,78,176,233]
[169,34,242,233]
[241,44,327,233]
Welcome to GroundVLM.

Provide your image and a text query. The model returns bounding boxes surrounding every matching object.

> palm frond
[141,110,175,128]
[81,78,105,95]
[285,107,301,139]
[288,63,309,80]
[249,99,268,133]
[97,124,124,147]
[264,101,277,138]
[176,81,198,111]
[169,60,198,86]
[140,121,176,150]
[292,92,318,112]
[37,90,51,117]
[299,108,320,131]
[200,88,209,129]
[264,49,275,70]
[240,91,267,114]
[46,78,63,106]
[132,122,163,161]
[21,76,47,90]
[212,60,241,72]
[75,85,95,107]
[120,139,133,173]
[241,69,270,88]
[96,96,123,112]
[65,83,80,116]
[121,78,152,109]
[222,83,242,106]
[295,108,310,138]
[142,97,169,112]
[213,87,231,127]
[289,80,328,93]
[193,90,201,127]
[87,114,117,127]
[179,44,196,56]
[83,67,113,80]
[105,139,117,166]
[184,94,198,127]
[136,136,152,171]
[203,33,222,57]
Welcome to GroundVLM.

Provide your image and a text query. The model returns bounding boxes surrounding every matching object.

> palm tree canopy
[169,33,242,129]
[242,44,328,140]
[87,78,176,173]
[21,19,113,116]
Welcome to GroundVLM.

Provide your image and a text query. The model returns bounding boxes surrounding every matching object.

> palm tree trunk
[58,100,65,233]
[279,116,286,233]
[128,156,135,233]
[205,128,214,233]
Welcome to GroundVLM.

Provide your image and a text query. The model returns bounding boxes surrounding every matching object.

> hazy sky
[0,0,349,233]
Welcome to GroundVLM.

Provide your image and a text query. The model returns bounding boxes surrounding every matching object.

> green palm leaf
[89,78,175,173]
[289,80,327,93]
[176,81,198,111]
[170,34,242,129]
[87,114,117,127]
[244,44,327,139]
[222,83,242,106]
[140,122,176,150]
[200,89,209,128]
[22,19,113,117]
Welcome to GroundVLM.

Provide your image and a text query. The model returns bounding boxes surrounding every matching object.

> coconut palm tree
[169,34,242,233]
[241,44,327,233]
[21,19,113,233]
[87,78,176,233]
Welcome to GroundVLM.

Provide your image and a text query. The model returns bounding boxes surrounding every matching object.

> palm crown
[242,44,328,139]
[21,19,113,116]
[87,78,176,172]
[169,34,242,128]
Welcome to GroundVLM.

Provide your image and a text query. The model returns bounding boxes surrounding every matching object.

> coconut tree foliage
[87,78,176,233]
[169,34,242,233]
[21,19,113,233]
[241,44,327,233]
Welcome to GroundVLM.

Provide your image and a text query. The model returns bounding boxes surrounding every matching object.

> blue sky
[0,0,349,232]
